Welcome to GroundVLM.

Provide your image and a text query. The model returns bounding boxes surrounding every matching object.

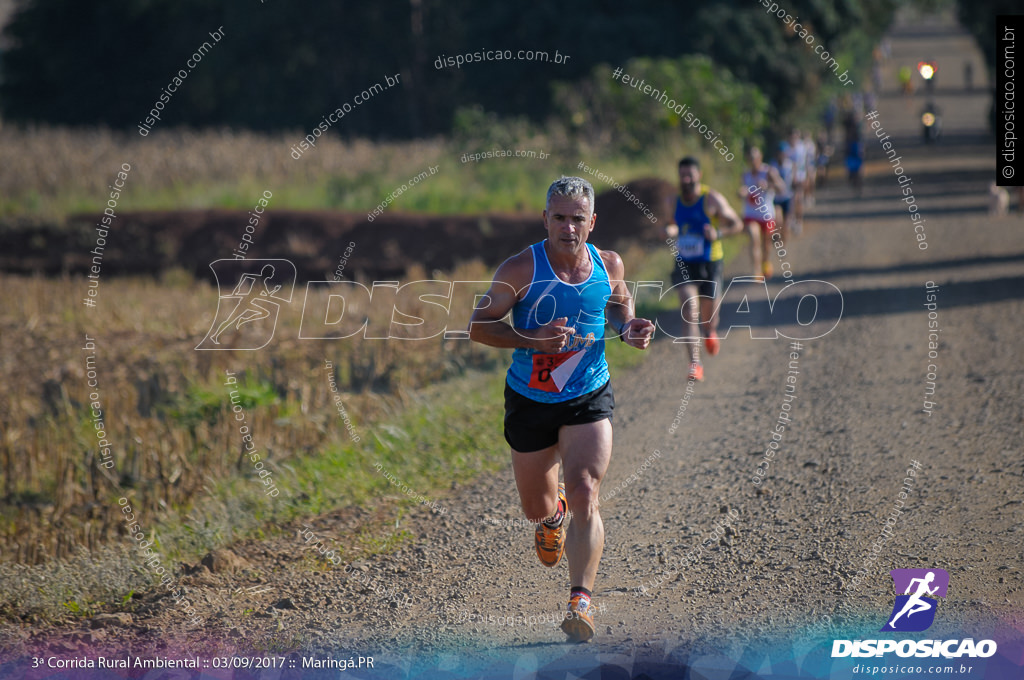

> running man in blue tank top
[469,176,655,642]
[663,157,744,382]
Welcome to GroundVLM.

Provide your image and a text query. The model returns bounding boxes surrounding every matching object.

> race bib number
[529,351,583,393]
[677,232,705,259]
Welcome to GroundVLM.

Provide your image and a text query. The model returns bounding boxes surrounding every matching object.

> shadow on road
[652,271,1024,342]
[795,252,1024,282]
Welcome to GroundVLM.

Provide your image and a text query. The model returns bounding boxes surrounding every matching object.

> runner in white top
[802,131,818,213]
[787,130,809,234]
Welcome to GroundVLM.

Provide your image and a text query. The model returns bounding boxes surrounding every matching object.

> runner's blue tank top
[674,187,722,262]
[506,241,611,403]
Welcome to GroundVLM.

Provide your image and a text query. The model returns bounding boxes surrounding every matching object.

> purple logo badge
[881,568,949,632]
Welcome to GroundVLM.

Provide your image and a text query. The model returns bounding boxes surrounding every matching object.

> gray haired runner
[469,176,654,641]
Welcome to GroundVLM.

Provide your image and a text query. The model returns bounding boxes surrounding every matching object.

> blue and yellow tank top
[506,241,611,403]
[674,185,722,262]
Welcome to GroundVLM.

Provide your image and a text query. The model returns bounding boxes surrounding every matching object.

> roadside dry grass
[0,260,502,563]
[0,125,740,220]
[0,246,656,625]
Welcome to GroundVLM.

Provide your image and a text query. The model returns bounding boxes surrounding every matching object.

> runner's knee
[564,481,599,518]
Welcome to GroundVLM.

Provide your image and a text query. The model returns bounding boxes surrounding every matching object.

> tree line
[1,0,897,137]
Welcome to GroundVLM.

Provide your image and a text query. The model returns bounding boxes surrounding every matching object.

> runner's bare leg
[677,282,701,362]
[746,220,762,276]
[511,444,561,522]
[700,295,718,339]
[560,420,612,590]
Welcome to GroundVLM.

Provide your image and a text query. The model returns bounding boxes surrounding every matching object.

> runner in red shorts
[739,146,786,278]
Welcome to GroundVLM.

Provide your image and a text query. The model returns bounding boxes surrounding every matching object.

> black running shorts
[774,197,792,218]
[670,259,724,299]
[503,380,615,453]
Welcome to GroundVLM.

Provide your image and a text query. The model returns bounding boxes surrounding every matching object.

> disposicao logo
[196,260,296,350]
[832,568,997,659]
[881,568,948,632]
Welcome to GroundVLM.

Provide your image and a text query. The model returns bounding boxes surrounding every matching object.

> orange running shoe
[762,261,774,278]
[704,331,720,356]
[560,594,596,642]
[688,361,704,382]
[534,483,567,567]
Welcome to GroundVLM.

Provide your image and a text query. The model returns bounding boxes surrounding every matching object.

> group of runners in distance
[467,133,820,641]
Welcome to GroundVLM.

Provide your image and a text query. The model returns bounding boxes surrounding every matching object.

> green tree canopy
[0,0,895,136]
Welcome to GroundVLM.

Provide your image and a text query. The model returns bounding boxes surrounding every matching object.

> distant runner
[739,146,786,278]
[664,157,744,382]
[843,108,865,195]
[770,143,796,242]
[469,176,655,642]
[801,130,818,212]
[786,130,812,233]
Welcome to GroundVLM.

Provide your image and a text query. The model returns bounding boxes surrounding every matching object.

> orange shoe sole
[560,599,595,642]
[534,483,567,567]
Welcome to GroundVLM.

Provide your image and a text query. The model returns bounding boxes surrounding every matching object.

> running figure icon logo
[880,568,950,632]
[196,259,296,350]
